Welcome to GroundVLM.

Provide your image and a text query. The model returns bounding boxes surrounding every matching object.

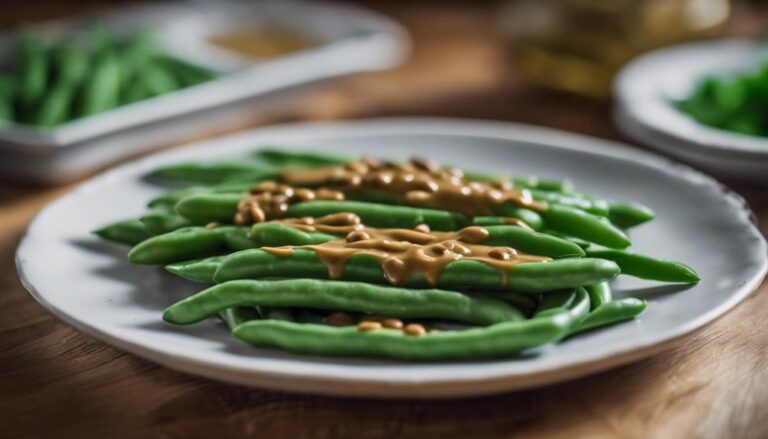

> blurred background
[0,1,767,177]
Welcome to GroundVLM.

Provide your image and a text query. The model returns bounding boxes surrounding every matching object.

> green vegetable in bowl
[679,60,768,136]
[0,24,216,129]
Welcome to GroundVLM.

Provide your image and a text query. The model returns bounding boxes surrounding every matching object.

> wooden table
[3,2,768,438]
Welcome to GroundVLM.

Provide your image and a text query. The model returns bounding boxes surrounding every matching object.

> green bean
[140,62,179,96]
[93,218,151,246]
[232,288,589,360]
[585,248,700,283]
[0,75,16,124]
[528,189,609,216]
[252,149,349,168]
[118,31,156,88]
[511,176,574,193]
[117,34,161,105]
[149,161,276,184]
[34,79,73,127]
[139,209,193,235]
[129,224,258,265]
[166,256,226,283]
[16,30,49,112]
[607,202,655,229]
[148,181,252,209]
[535,289,579,318]
[585,282,611,310]
[482,226,585,258]
[214,249,619,293]
[459,170,504,182]
[220,307,260,330]
[33,45,89,127]
[249,223,336,246]
[175,193,243,223]
[222,227,259,250]
[77,50,121,117]
[128,226,239,265]
[487,207,544,230]
[571,298,646,334]
[473,216,512,227]
[286,201,470,231]
[120,77,154,105]
[536,204,631,249]
[164,279,525,326]
[541,229,593,249]
[488,291,538,315]
[149,187,209,210]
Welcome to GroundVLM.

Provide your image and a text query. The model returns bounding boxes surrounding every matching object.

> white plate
[614,39,768,181]
[16,118,767,398]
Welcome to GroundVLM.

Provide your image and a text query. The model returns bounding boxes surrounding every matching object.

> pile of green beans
[94,149,700,360]
[679,60,768,137]
[0,25,215,128]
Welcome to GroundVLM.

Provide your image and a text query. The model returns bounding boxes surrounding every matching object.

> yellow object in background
[500,0,730,97]
[209,28,314,59]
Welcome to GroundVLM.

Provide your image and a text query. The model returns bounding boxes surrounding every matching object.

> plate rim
[16,117,768,397]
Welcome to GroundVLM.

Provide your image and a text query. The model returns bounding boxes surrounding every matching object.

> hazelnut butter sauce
[234,157,551,287]
[261,213,550,287]
[234,157,546,225]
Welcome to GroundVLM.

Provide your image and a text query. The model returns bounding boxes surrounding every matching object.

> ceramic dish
[16,118,767,397]
[614,39,768,181]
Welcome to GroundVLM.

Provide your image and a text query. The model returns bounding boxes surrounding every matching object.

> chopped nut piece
[381,318,404,329]
[414,223,431,233]
[411,157,440,173]
[488,247,517,260]
[404,323,426,336]
[345,161,369,174]
[293,189,316,202]
[358,321,383,332]
[405,190,430,203]
[250,204,266,223]
[346,230,371,243]
[429,244,448,256]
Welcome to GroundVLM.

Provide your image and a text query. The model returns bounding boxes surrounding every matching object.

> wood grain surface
[2,2,768,438]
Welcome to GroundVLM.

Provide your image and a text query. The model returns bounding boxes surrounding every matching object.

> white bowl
[614,39,768,181]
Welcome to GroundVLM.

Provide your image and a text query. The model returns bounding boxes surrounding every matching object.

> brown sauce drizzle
[234,157,545,225]
[261,213,550,287]
[234,182,344,225]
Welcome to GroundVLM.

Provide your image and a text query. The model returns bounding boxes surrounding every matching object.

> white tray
[0,0,408,183]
